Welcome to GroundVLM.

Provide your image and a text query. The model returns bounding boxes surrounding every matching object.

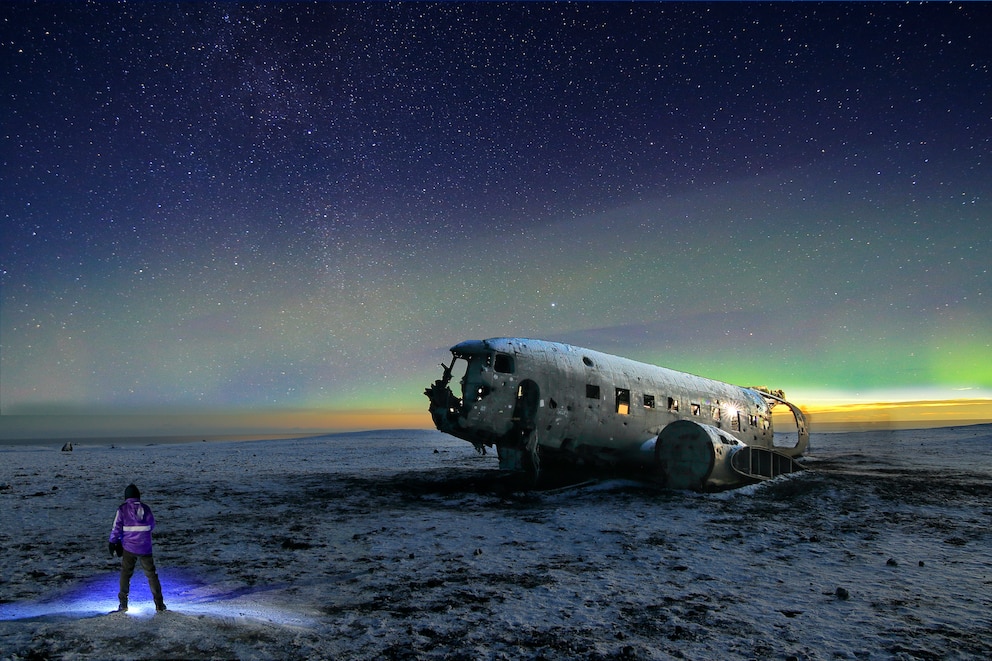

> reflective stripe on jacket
[109,497,156,555]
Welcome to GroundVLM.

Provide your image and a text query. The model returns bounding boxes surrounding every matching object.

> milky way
[2,2,989,436]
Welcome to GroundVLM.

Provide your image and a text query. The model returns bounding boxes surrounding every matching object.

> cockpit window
[461,354,491,403]
[494,353,514,374]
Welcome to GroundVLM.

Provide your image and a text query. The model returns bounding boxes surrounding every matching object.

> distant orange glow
[2,400,989,442]
[273,409,435,432]
[786,399,992,432]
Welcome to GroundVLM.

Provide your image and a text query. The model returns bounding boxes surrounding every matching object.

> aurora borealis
[2,2,990,439]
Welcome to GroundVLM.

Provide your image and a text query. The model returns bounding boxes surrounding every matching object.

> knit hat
[124,484,140,500]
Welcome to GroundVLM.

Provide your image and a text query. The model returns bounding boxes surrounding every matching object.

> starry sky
[2,2,990,438]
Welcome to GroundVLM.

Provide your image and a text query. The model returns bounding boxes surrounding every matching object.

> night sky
[2,2,990,438]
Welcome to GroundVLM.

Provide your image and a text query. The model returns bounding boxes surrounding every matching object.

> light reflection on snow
[0,568,315,627]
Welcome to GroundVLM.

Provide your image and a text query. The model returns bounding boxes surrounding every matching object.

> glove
[115,541,124,557]
[109,541,117,558]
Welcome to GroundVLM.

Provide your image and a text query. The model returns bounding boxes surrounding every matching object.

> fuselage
[425,338,808,488]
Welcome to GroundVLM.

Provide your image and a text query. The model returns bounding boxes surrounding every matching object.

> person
[108,484,166,612]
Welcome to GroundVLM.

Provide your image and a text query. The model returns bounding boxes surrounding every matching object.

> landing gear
[505,379,541,483]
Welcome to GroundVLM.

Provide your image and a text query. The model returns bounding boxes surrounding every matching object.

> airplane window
[615,388,630,415]
[691,403,701,416]
[668,397,678,412]
[494,353,514,374]
[583,356,594,367]
[586,384,601,399]
[643,394,656,409]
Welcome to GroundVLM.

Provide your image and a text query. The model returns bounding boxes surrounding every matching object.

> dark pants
[119,550,164,606]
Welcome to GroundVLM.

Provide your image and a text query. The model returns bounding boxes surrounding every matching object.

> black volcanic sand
[1,427,990,660]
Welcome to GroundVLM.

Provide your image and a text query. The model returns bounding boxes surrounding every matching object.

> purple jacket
[109,497,156,555]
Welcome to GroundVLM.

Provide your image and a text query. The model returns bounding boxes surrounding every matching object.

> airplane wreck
[425,338,809,491]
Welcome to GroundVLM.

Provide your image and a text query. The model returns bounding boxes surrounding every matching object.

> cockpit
[448,340,516,404]
[424,340,517,447]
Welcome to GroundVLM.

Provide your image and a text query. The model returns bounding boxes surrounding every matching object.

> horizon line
[2,421,990,446]
[2,397,990,440]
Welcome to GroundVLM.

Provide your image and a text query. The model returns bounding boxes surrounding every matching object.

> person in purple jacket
[109,484,166,612]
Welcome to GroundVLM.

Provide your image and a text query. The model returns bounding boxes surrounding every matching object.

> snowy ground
[1,425,990,660]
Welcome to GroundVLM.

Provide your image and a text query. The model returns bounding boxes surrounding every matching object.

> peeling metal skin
[425,338,809,491]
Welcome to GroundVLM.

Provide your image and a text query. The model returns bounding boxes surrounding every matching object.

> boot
[118,597,128,612]
[154,598,167,612]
